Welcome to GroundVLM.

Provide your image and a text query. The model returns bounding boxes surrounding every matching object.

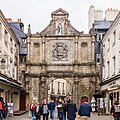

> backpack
[114,105,120,112]
[0,101,3,110]
[30,104,36,111]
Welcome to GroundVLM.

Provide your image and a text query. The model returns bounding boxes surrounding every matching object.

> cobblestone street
[3,112,113,120]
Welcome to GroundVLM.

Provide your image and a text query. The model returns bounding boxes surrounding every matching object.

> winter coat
[66,102,77,120]
[110,105,120,117]
[57,102,64,113]
[78,102,92,117]
[49,102,55,110]
[41,104,49,115]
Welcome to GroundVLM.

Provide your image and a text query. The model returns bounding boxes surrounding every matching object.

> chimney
[17,18,21,22]
[6,18,12,22]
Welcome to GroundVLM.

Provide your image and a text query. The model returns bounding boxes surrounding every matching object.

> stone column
[74,36,78,61]
[91,35,95,62]
[39,76,47,104]
[73,77,79,106]
[42,37,45,62]
[27,38,31,62]
[30,42,34,62]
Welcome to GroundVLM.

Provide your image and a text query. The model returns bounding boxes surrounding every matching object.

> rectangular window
[58,82,60,93]
[113,30,116,46]
[4,30,8,47]
[107,38,110,52]
[113,56,116,75]
[51,81,53,93]
[62,83,65,93]
[107,61,110,78]
[96,54,100,64]
[97,33,103,42]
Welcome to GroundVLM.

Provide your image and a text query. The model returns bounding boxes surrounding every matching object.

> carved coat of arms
[52,42,68,61]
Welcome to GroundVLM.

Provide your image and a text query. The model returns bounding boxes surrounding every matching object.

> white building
[48,79,72,102]
[0,10,22,111]
[100,12,120,113]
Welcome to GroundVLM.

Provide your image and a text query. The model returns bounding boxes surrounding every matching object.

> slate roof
[94,20,113,30]
[8,22,26,42]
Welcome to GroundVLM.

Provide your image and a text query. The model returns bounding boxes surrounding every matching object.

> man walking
[78,99,92,120]
[110,101,120,120]
[66,99,77,120]
[49,99,55,120]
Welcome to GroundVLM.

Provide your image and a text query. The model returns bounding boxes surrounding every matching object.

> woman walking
[41,99,49,120]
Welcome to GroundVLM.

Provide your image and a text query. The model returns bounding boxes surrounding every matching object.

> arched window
[81,42,88,61]
[33,42,40,62]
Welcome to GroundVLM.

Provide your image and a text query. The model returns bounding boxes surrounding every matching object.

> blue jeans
[58,112,64,120]
[114,117,120,120]
[50,110,54,120]
[0,110,2,120]
[31,110,36,120]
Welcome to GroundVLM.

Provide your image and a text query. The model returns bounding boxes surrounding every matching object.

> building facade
[100,12,120,113]
[0,10,22,111]
[20,8,99,108]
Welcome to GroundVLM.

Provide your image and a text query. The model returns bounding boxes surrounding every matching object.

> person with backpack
[66,99,77,120]
[110,101,120,120]
[30,100,37,120]
[48,99,55,120]
[78,99,92,120]
[0,97,3,120]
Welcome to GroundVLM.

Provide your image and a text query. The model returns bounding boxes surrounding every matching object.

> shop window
[117,92,119,101]
[114,92,116,101]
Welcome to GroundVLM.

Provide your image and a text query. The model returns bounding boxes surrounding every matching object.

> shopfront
[100,79,120,114]
[0,74,23,112]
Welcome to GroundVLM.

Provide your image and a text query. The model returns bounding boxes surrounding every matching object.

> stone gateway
[20,8,99,108]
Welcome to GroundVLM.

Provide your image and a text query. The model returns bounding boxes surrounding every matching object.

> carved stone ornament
[52,42,68,61]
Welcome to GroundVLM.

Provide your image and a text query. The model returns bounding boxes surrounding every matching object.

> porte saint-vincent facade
[20,8,99,108]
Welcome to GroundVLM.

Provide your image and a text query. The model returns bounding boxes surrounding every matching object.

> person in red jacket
[110,101,120,120]
[0,97,3,120]
[30,100,37,120]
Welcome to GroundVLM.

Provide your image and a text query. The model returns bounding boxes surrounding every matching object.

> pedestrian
[110,100,120,120]
[66,99,77,120]
[78,99,92,120]
[48,99,55,120]
[56,98,64,120]
[63,100,67,120]
[0,97,3,120]
[30,100,37,120]
[36,103,42,120]
[41,99,49,120]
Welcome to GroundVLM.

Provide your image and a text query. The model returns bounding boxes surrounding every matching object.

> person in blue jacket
[66,99,77,120]
[78,99,92,120]
[48,99,55,120]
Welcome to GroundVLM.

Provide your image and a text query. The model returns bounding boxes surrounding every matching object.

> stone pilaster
[27,38,31,62]
[39,76,47,104]
[42,37,46,62]
[91,35,95,63]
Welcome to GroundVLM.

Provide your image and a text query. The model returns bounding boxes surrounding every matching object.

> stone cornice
[100,73,120,86]
[25,71,97,78]
[26,62,47,66]
[25,62,96,67]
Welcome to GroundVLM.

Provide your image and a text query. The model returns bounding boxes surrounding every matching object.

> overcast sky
[0,0,119,33]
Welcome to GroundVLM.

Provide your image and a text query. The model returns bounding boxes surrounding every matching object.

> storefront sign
[108,81,119,90]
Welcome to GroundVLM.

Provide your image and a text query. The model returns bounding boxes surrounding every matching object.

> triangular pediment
[52,8,69,16]
[39,8,82,36]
